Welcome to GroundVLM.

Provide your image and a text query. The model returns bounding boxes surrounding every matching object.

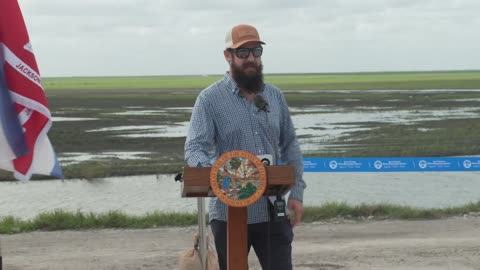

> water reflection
[59,152,151,165]
[86,122,190,138]
[53,117,99,122]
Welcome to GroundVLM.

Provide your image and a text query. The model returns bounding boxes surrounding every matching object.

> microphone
[253,94,276,164]
[253,94,269,112]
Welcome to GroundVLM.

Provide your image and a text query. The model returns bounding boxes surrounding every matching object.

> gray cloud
[17,0,480,77]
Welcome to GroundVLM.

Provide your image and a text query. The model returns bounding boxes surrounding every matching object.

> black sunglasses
[230,47,263,59]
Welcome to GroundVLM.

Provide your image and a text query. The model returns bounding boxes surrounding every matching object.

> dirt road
[2,217,480,270]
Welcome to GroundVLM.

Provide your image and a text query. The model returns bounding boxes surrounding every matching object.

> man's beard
[231,61,264,94]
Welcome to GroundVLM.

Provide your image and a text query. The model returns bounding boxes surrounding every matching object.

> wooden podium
[181,164,295,270]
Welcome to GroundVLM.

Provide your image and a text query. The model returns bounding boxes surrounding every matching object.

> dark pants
[210,219,293,270]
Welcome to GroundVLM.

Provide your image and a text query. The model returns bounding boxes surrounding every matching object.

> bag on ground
[178,232,219,270]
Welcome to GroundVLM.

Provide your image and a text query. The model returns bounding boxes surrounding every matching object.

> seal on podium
[210,150,267,207]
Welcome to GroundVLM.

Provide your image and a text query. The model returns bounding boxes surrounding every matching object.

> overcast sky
[17,0,480,77]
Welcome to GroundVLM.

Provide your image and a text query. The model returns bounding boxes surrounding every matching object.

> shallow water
[78,105,480,153]
[1,172,479,220]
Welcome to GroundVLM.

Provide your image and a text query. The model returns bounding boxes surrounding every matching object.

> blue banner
[303,157,480,172]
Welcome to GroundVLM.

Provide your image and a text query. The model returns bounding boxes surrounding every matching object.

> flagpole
[197,198,207,270]
[1,238,3,270]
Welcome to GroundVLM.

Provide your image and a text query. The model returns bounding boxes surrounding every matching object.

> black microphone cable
[254,94,276,270]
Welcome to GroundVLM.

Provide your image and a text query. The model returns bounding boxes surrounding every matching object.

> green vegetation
[302,201,480,222]
[1,70,479,180]
[0,209,198,234]
[1,201,479,234]
[43,70,480,90]
[267,71,480,90]
[60,159,183,179]
[43,75,221,90]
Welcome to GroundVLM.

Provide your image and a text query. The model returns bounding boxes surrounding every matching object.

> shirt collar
[223,72,240,95]
[223,72,266,96]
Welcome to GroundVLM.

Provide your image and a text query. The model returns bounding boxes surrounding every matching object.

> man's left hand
[287,199,303,228]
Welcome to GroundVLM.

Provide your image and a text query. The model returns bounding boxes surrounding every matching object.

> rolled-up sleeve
[184,95,215,167]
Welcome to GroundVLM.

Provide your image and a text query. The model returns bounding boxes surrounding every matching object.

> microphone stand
[254,95,277,166]
[264,109,277,165]
[254,94,288,269]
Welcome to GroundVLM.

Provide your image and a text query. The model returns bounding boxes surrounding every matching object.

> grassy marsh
[43,70,480,90]
[1,71,479,180]
[1,201,479,234]
[1,72,479,232]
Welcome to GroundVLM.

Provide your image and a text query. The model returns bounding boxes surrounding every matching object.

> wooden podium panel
[182,165,295,198]
[181,163,295,270]
[227,207,248,270]
[181,167,213,197]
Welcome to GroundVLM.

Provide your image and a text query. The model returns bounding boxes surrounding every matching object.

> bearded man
[184,24,306,270]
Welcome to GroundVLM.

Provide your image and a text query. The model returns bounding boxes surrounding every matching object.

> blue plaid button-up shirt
[185,73,306,224]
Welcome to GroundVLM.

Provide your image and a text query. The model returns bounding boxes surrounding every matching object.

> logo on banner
[374,160,383,169]
[463,160,472,169]
[418,160,427,169]
[210,150,267,207]
[329,160,338,170]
